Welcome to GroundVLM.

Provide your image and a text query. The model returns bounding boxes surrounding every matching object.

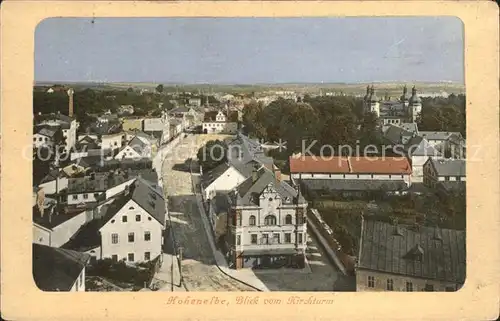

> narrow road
[161,134,256,291]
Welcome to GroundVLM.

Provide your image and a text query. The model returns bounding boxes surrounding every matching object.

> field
[35,81,465,95]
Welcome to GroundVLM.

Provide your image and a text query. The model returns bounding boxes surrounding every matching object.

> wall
[68,192,99,205]
[69,267,86,292]
[33,224,51,246]
[114,145,142,160]
[307,208,348,275]
[105,179,136,199]
[39,177,69,195]
[203,122,238,134]
[33,209,89,247]
[100,199,163,262]
[33,134,54,149]
[101,134,125,150]
[356,269,460,292]
[122,119,143,131]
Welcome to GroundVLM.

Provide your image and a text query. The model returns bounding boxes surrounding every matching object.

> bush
[87,258,157,287]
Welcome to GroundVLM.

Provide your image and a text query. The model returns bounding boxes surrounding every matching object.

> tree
[196,140,228,172]
[156,84,164,94]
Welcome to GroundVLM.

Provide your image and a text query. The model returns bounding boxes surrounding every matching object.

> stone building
[226,166,308,269]
[356,218,465,292]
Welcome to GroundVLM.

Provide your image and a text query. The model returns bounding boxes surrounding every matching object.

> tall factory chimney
[67,88,75,117]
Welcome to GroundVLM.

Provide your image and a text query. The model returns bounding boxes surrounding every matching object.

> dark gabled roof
[63,178,165,252]
[427,158,466,177]
[127,136,148,154]
[39,168,67,184]
[37,127,57,138]
[358,219,466,283]
[33,243,90,291]
[34,113,73,124]
[419,131,462,141]
[235,166,305,206]
[384,125,415,145]
[33,205,85,230]
[169,106,191,114]
[301,179,409,192]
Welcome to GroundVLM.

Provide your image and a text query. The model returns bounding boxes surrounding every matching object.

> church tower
[408,86,422,122]
[368,85,380,117]
[400,85,410,109]
[161,110,170,144]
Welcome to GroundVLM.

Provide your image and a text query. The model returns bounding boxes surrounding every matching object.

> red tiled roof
[349,156,412,174]
[289,156,350,173]
[289,155,412,175]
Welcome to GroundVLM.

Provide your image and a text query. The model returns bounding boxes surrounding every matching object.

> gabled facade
[202,110,238,134]
[226,167,308,269]
[63,179,166,264]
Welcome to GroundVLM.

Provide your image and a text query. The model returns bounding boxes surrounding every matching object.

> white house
[62,178,166,264]
[201,160,263,200]
[33,243,90,292]
[226,166,308,269]
[101,133,126,150]
[403,136,444,182]
[202,110,238,134]
[114,136,152,160]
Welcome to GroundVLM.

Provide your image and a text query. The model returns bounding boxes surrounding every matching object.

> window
[387,279,394,291]
[33,137,36,142]
[249,215,256,226]
[128,253,134,262]
[284,233,291,243]
[136,215,141,222]
[262,234,269,244]
[285,215,292,224]
[122,216,127,222]
[72,195,78,200]
[112,255,118,262]
[236,235,241,245]
[83,193,88,199]
[273,233,280,244]
[311,174,314,178]
[368,276,375,288]
[264,215,277,226]
[144,231,151,241]
[445,176,449,181]
[38,137,43,141]
[406,282,413,292]
[111,233,119,244]
[251,234,257,244]
[128,232,134,242]
[424,284,434,292]
[144,252,150,261]
[298,233,303,244]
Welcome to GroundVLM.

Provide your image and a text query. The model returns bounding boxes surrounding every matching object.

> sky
[35,17,464,84]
